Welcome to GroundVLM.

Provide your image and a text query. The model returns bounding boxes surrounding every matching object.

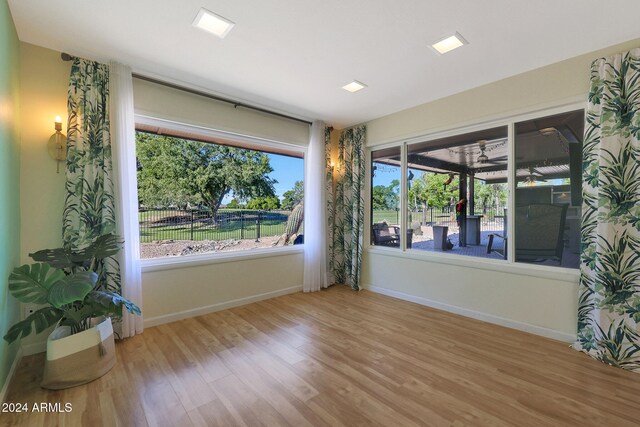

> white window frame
[366,99,586,282]
[135,114,307,272]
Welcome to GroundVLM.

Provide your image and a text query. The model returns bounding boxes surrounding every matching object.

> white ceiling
[8,0,640,128]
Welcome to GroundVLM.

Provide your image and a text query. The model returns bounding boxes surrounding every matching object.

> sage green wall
[0,0,22,397]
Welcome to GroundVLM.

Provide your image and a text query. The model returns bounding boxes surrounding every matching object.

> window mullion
[400,142,408,251]
[507,122,515,263]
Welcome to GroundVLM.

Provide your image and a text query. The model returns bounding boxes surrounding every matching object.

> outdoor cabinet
[433,226,449,250]
[466,216,482,245]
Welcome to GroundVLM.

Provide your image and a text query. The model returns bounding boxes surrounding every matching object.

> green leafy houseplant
[3,234,141,343]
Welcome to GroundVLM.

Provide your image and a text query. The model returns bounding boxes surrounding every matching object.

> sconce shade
[48,131,67,161]
[48,118,67,173]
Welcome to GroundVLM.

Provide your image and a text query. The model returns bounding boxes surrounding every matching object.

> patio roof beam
[473,157,568,174]
[459,172,468,247]
[558,127,581,145]
[407,154,469,174]
[472,163,508,173]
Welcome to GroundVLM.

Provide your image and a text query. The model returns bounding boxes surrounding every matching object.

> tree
[246,196,281,210]
[408,172,459,211]
[225,198,244,209]
[474,181,507,214]
[281,180,304,211]
[372,180,399,210]
[136,133,276,217]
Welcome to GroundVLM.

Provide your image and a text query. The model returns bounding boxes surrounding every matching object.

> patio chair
[487,209,507,259]
[372,222,400,247]
[514,204,568,264]
[487,204,568,264]
[487,233,507,259]
[372,222,413,248]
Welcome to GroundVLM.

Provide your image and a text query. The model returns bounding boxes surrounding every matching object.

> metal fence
[139,208,293,243]
[373,205,507,231]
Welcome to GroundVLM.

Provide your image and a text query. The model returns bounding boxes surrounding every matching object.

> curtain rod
[61,52,313,126]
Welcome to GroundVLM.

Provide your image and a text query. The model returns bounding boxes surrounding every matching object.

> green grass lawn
[372,210,400,225]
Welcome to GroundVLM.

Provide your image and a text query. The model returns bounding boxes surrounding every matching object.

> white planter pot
[41,317,116,390]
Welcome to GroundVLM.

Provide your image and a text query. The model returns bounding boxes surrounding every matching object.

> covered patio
[371,110,583,269]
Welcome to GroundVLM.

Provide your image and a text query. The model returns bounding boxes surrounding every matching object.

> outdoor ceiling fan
[476,140,503,165]
[524,166,544,183]
[477,144,489,164]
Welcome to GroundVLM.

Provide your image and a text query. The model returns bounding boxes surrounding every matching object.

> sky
[222,153,304,204]
[268,154,304,199]
[372,162,401,188]
[373,163,434,191]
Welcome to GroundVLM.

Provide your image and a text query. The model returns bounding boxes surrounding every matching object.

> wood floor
[4,286,640,426]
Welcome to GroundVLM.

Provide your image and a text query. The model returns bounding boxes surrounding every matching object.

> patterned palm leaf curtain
[325,127,335,283]
[64,58,120,293]
[573,48,640,372]
[326,125,366,290]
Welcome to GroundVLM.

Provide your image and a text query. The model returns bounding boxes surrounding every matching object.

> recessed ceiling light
[431,32,468,55]
[193,8,235,39]
[342,80,367,93]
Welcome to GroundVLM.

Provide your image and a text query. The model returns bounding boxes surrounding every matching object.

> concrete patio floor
[407,223,580,268]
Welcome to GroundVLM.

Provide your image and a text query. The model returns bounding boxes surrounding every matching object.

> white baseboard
[365,284,576,343]
[144,285,302,328]
[1,347,23,404]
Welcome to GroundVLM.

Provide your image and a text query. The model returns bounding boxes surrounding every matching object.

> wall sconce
[48,116,67,173]
[329,160,337,182]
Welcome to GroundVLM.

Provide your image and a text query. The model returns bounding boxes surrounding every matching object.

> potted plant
[3,233,141,389]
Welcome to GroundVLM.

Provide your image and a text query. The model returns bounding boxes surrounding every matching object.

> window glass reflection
[514,110,584,268]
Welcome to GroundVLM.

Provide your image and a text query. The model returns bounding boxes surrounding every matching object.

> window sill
[365,246,580,283]
[141,245,304,273]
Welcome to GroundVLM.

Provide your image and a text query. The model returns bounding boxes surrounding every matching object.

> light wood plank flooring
[4,286,640,426]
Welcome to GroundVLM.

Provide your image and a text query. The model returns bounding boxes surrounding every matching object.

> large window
[369,108,584,270]
[514,110,583,268]
[136,128,304,259]
[404,126,508,258]
[371,147,402,248]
